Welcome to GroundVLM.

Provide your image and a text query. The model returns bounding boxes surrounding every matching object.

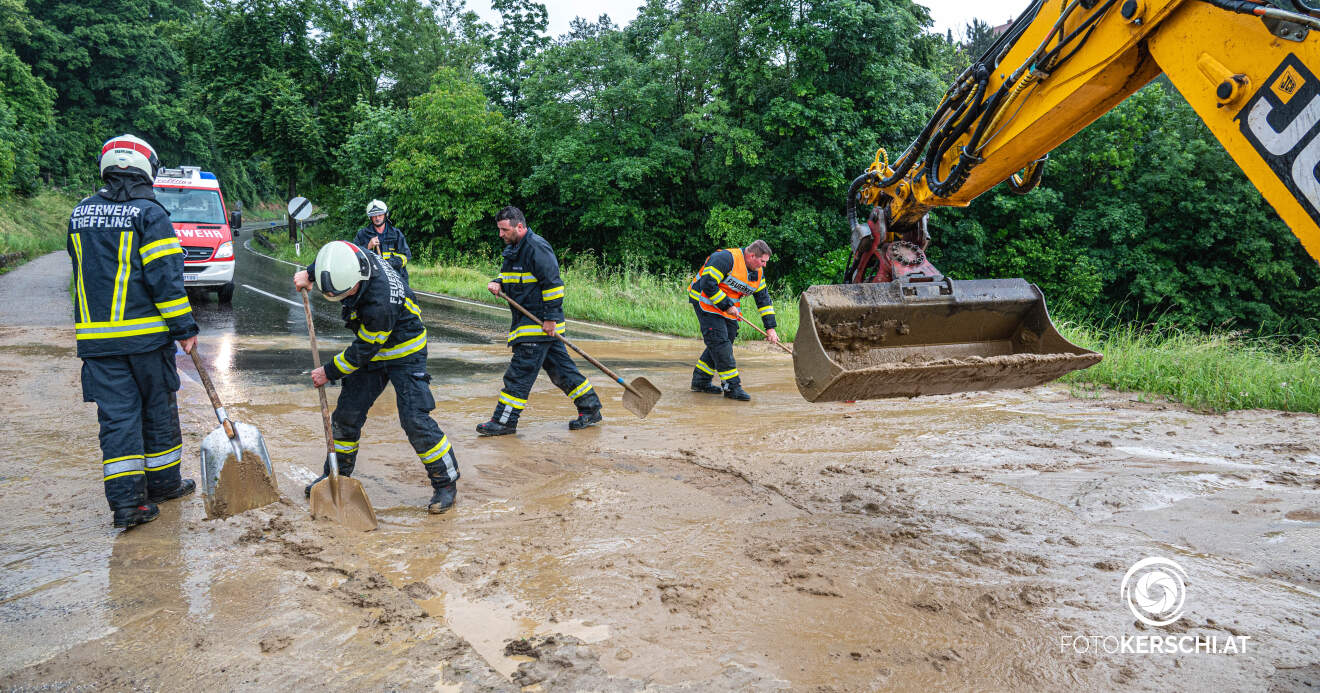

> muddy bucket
[793,278,1101,402]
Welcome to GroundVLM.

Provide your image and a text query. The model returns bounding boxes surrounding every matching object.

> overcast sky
[468,0,1030,40]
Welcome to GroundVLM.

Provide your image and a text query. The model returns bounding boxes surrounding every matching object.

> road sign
[287,196,313,221]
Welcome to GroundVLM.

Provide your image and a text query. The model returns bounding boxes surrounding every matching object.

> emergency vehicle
[153,166,241,303]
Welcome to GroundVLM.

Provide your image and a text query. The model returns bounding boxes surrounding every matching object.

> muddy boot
[113,502,160,529]
[476,420,516,437]
[149,478,196,504]
[428,482,457,514]
[723,382,751,401]
[690,374,722,394]
[568,409,602,430]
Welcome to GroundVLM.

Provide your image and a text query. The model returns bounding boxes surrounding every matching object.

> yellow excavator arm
[869,0,1320,259]
[793,0,1320,402]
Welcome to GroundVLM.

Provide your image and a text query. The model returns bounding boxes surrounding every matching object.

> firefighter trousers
[490,340,602,428]
[691,302,741,387]
[80,344,185,511]
[327,357,459,488]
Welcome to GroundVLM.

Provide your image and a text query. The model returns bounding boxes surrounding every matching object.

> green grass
[258,226,1320,413]
[0,190,81,273]
[261,224,798,342]
[1059,322,1320,413]
[241,199,296,223]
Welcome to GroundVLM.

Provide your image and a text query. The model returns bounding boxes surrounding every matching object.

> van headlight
[214,241,234,259]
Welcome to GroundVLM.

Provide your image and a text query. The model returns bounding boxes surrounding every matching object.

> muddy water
[1,243,1318,689]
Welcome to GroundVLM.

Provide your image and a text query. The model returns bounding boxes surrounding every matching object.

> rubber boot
[723,381,751,401]
[569,409,603,430]
[424,460,457,514]
[304,455,356,497]
[113,502,160,529]
[476,420,517,437]
[690,372,722,394]
[149,478,196,504]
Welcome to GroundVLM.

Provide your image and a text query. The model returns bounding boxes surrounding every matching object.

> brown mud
[2,303,1319,688]
[206,449,280,520]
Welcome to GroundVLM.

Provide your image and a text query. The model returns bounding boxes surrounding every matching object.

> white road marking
[241,284,302,307]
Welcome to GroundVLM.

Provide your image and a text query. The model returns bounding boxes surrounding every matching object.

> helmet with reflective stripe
[312,241,372,301]
[98,134,160,180]
[366,199,388,217]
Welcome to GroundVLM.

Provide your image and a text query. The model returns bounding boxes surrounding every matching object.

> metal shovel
[499,291,661,418]
[300,289,378,531]
[190,348,279,519]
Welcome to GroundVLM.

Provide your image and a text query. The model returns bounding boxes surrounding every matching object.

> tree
[19,0,212,184]
[0,0,55,194]
[481,0,548,118]
[385,68,521,250]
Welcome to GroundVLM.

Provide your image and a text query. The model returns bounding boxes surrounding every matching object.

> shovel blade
[621,377,661,418]
[309,476,378,531]
[201,421,279,519]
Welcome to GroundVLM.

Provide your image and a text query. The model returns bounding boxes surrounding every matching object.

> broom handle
[497,290,636,394]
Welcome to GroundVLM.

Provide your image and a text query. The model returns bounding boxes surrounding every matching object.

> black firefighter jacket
[307,252,428,380]
[68,191,199,358]
[353,222,411,281]
[492,229,567,346]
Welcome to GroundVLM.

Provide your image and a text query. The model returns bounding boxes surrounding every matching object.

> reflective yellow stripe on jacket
[76,316,169,340]
[139,236,183,265]
[507,322,566,342]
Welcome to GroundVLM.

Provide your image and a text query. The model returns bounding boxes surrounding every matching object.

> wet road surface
[0,236,1318,690]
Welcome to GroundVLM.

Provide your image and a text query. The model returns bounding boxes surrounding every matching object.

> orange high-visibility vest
[689,247,764,315]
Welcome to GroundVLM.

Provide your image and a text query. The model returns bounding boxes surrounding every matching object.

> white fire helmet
[312,241,372,301]
[98,134,160,180]
[366,199,388,217]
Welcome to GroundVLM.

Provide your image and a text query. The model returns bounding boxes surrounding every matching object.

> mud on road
[1,252,1318,690]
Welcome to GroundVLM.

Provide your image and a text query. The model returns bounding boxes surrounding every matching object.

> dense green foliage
[2,0,1317,336]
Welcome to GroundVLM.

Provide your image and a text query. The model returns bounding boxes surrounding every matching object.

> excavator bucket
[793,278,1101,402]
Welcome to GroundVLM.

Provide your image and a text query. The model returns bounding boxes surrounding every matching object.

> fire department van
[153,166,242,303]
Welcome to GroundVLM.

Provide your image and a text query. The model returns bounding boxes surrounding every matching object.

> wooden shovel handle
[188,347,237,439]
[719,308,794,355]
[300,289,336,456]
[497,290,637,395]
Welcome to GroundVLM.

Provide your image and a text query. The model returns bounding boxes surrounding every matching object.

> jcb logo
[1239,55,1320,224]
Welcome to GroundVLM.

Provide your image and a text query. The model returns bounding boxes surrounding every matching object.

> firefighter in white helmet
[293,240,459,513]
[353,199,412,284]
[70,134,199,528]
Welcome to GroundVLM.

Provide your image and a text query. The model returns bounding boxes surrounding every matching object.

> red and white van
[153,166,242,303]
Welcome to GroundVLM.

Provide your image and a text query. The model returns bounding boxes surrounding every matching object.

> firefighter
[293,240,459,513]
[476,206,602,436]
[353,199,411,284]
[71,134,200,529]
[688,239,779,401]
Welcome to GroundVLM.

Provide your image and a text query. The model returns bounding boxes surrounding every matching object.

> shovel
[300,288,378,531]
[719,308,794,356]
[189,348,279,519]
[499,290,661,418]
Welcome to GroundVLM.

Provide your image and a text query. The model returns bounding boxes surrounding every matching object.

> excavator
[793,0,1320,401]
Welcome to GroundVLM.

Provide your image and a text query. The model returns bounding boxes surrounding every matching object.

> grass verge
[258,226,1319,413]
[0,190,81,273]
[1059,323,1320,413]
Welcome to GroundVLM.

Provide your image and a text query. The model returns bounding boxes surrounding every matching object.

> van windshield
[155,187,225,224]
